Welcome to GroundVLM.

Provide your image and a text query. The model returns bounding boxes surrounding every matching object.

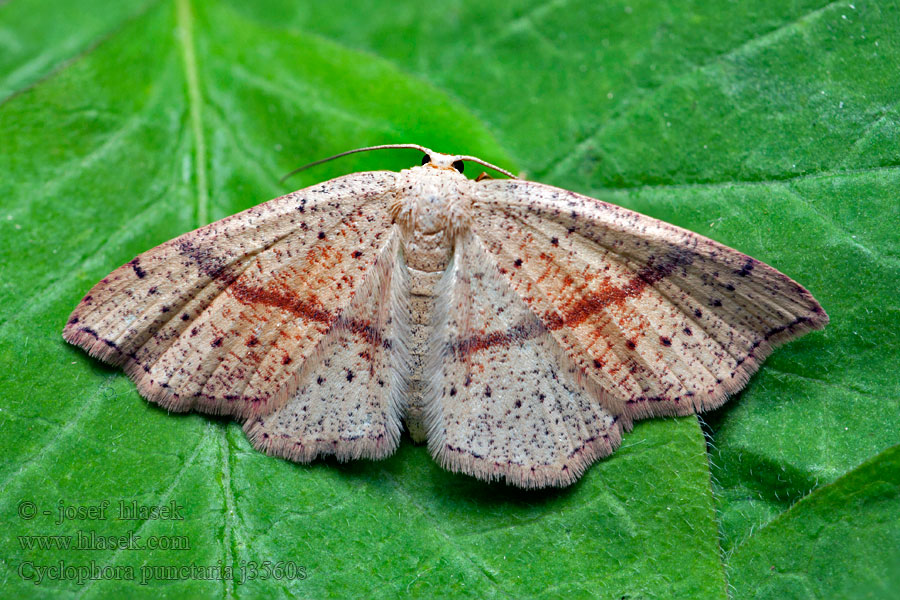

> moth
[64,144,828,489]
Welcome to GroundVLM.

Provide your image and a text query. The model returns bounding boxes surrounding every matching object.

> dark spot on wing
[130,258,146,279]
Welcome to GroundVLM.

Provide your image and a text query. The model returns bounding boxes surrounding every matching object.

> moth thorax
[392,168,470,232]
[392,167,471,272]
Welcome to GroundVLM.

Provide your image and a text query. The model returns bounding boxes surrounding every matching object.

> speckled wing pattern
[63,172,404,462]
[63,161,828,489]
[421,179,826,486]
[243,232,410,462]
[425,232,622,488]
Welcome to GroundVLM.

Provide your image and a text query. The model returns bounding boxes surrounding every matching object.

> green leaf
[1,0,897,598]
[727,444,900,599]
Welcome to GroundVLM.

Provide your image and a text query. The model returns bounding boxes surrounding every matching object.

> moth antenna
[279,144,431,183]
[456,156,518,180]
[280,144,519,183]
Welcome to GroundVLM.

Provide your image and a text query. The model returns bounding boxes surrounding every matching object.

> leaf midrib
[175,0,209,228]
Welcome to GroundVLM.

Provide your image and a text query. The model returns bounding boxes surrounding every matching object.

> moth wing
[243,233,409,462]
[469,179,828,423]
[424,233,623,488]
[63,171,402,421]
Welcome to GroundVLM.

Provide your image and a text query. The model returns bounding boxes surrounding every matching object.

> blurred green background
[1,1,898,598]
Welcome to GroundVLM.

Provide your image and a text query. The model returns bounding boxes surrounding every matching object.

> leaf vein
[175,0,209,227]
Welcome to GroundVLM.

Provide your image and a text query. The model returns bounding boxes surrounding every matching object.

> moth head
[419,150,516,179]
[421,151,466,174]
